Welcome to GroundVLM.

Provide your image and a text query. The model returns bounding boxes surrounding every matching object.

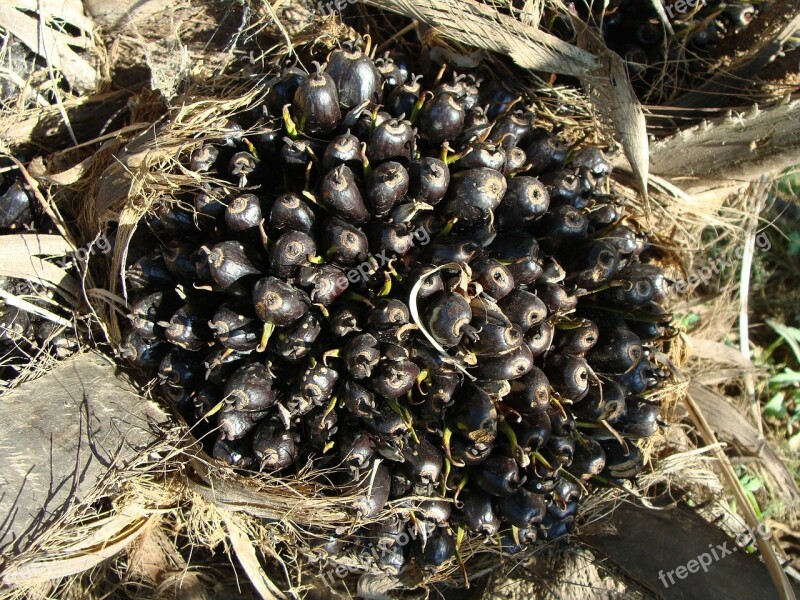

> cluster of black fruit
[551,0,772,99]
[0,160,78,382]
[120,43,673,575]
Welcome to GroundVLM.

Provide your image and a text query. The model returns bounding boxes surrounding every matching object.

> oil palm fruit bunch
[121,41,674,575]
[0,159,78,382]
[547,0,770,101]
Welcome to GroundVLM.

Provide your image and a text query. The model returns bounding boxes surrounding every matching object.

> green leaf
[766,319,800,365]
[769,369,800,386]
[764,391,786,419]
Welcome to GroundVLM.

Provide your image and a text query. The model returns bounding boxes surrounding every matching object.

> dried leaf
[573,20,649,201]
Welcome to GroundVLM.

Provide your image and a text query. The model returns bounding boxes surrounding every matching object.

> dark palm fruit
[269,231,316,279]
[442,168,507,227]
[223,362,276,411]
[218,408,256,441]
[586,328,642,373]
[252,277,309,326]
[253,421,301,470]
[548,404,576,437]
[514,410,551,452]
[204,241,260,289]
[368,298,409,332]
[375,54,404,88]
[292,68,341,134]
[367,161,409,217]
[298,264,347,306]
[488,234,543,285]
[481,79,519,120]
[494,176,550,232]
[539,205,588,253]
[120,331,167,370]
[162,242,198,282]
[457,490,501,535]
[419,92,465,146]
[353,460,391,518]
[525,320,554,357]
[330,303,363,338]
[301,363,338,405]
[269,193,315,235]
[601,440,645,480]
[205,347,249,387]
[450,386,498,445]
[401,436,443,484]
[471,322,523,356]
[363,402,409,444]
[555,320,599,355]
[376,544,405,575]
[504,147,527,175]
[390,470,414,499]
[419,500,451,525]
[325,47,381,111]
[264,66,305,116]
[490,110,536,149]
[450,436,493,466]
[367,118,415,164]
[280,138,316,185]
[545,355,590,401]
[454,142,506,172]
[386,76,421,118]
[194,383,222,420]
[272,312,321,363]
[225,194,262,237]
[470,258,515,300]
[128,291,180,340]
[321,132,362,173]
[342,378,377,418]
[540,169,582,206]
[424,367,461,411]
[228,151,258,182]
[0,182,33,229]
[569,438,606,479]
[546,499,578,522]
[126,253,173,292]
[417,527,456,571]
[371,358,419,398]
[339,429,375,472]
[497,488,546,528]
[498,290,547,332]
[621,263,668,303]
[321,166,370,225]
[505,367,550,415]
[475,454,522,497]
[323,217,369,266]
[209,303,260,351]
[534,282,577,314]
[565,241,620,290]
[408,266,444,300]
[618,397,660,439]
[408,157,450,205]
[424,292,472,348]
[426,236,480,265]
[459,105,490,144]
[603,224,645,257]
[306,405,338,450]
[544,435,575,466]
[369,222,414,257]
[213,436,253,468]
[525,128,567,175]
[344,333,380,379]
[575,379,626,423]
[194,189,226,224]
[472,344,533,381]
[158,347,202,388]
[725,3,756,30]
[163,302,214,351]
[149,203,196,235]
